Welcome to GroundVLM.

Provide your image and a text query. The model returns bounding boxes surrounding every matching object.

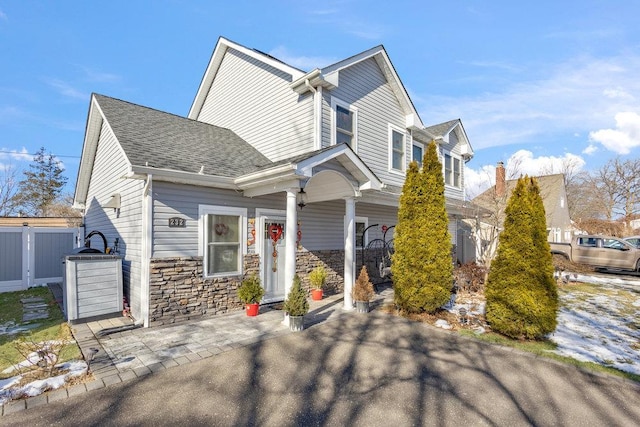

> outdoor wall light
[297,187,307,210]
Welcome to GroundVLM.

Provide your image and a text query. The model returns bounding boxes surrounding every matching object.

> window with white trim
[199,205,246,277]
[441,149,461,188]
[389,125,406,172]
[331,97,357,150]
[412,142,424,167]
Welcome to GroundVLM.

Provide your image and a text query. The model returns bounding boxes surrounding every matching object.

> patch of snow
[2,340,66,374]
[473,326,486,335]
[0,360,87,405]
[435,319,452,329]
[551,289,640,376]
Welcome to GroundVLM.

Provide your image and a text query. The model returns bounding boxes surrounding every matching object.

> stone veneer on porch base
[147,249,360,327]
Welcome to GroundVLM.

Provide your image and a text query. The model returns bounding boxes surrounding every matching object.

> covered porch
[236,144,383,313]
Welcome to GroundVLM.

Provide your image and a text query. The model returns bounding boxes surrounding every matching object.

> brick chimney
[495,161,506,197]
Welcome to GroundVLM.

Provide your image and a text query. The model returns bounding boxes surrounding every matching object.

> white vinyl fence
[0,226,82,292]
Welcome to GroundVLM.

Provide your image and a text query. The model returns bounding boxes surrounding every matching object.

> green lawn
[0,286,82,376]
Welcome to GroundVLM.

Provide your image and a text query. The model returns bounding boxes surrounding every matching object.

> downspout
[139,174,153,327]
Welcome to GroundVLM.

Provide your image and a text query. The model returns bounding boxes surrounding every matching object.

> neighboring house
[471,161,573,264]
[74,36,475,327]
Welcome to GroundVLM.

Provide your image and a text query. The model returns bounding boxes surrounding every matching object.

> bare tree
[0,163,19,216]
[591,158,640,224]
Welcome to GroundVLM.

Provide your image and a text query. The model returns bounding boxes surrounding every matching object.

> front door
[262,218,286,302]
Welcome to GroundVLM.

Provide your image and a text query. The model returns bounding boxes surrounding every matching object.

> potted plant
[353,265,375,313]
[283,274,309,331]
[238,274,265,316]
[309,265,327,301]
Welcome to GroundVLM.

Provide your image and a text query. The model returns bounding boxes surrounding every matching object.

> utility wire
[0,150,80,159]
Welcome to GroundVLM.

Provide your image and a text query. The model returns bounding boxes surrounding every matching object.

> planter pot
[289,315,305,331]
[311,289,323,301]
[246,303,259,317]
[355,300,370,313]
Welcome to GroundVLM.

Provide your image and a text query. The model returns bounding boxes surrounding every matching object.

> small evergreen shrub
[238,274,264,304]
[353,266,375,302]
[309,265,327,290]
[283,274,309,316]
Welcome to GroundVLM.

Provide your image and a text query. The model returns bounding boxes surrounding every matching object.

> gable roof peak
[189,36,306,119]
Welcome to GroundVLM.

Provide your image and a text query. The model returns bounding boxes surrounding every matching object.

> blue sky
[1,1,639,199]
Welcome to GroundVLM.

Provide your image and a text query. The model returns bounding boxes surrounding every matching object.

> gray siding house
[471,162,573,265]
[74,37,475,327]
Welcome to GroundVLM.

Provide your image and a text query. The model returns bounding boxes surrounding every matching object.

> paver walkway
[1,286,394,415]
[82,288,392,381]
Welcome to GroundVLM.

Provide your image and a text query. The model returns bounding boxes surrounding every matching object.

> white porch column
[343,196,356,310]
[284,189,298,322]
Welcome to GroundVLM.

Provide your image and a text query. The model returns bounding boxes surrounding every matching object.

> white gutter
[127,165,237,189]
[234,163,299,186]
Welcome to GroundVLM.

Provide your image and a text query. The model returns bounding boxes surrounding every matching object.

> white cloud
[0,106,27,123]
[268,46,338,70]
[603,87,634,100]
[464,164,496,199]
[81,67,121,83]
[582,144,598,155]
[0,9,7,21]
[0,147,32,163]
[418,54,640,152]
[309,9,339,16]
[465,150,586,199]
[588,111,640,155]
[44,78,86,100]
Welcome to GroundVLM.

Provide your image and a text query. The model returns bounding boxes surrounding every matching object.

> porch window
[332,97,357,150]
[199,205,246,277]
[389,125,406,172]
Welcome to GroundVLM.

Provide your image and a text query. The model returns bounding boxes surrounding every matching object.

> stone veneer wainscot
[147,250,357,327]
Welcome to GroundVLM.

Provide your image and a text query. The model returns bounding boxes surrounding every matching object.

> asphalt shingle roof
[424,119,460,138]
[94,94,273,177]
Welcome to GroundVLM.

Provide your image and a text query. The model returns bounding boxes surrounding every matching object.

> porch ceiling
[304,170,357,204]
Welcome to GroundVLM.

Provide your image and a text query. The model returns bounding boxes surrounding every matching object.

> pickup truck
[550,235,640,272]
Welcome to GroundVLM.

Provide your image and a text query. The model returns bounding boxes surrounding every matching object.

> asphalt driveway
[3,310,639,426]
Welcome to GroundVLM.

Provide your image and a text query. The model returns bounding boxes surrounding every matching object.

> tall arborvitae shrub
[393,141,453,313]
[485,176,558,339]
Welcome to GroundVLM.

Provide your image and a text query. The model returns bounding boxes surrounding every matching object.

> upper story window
[199,205,246,277]
[331,97,357,150]
[389,125,406,173]
[442,149,461,188]
[412,142,424,167]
